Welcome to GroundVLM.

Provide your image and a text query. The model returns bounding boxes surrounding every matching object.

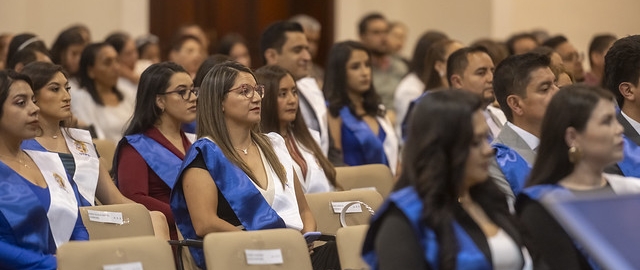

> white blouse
[70,85,135,143]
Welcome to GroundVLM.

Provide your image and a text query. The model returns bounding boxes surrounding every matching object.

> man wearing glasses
[543,35,585,82]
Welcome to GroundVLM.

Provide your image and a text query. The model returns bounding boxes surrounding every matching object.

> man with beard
[489,53,559,203]
[447,46,505,140]
[358,13,408,122]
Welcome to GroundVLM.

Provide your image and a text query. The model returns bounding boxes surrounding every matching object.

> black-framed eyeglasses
[159,87,199,100]
[226,84,265,99]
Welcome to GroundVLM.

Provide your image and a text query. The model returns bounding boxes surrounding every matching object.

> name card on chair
[245,249,284,265]
[331,201,363,214]
[87,210,124,225]
[103,262,143,270]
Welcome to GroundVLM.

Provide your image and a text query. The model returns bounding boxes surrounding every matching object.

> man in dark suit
[603,35,640,176]
[489,53,560,202]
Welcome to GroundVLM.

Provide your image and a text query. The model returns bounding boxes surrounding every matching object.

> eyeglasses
[226,84,265,99]
[159,87,199,100]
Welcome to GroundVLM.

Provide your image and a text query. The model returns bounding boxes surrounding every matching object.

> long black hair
[123,62,188,136]
[77,42,123,105]
[399,89,523,269]
[324,40,382,118]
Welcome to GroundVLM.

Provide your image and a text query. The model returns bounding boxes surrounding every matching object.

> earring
[161,107,165,113]
[568,146,582,164]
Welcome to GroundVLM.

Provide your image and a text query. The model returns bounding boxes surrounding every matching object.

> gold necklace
[234,141,253,155]
[0,152,31,169]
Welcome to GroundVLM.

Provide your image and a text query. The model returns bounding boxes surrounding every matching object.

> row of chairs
[58,225,371,270]
[57,163,393,269]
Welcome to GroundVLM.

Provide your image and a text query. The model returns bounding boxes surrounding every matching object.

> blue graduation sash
[617,136,640,177]
[363,186,492,270]
[493,143,531,195]
[339,106,389,167]
[521,185,602,270]
[0,162,56,268]
[170,138,286,269]
[125,134,183,188]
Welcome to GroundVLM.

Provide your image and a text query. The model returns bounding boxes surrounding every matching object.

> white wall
[336,0,640,63]
[1,0,639,64]
[0,0,148,46]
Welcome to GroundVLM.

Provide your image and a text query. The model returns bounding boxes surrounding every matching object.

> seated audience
[585,34,617,87]
[517,85,640,269]
[169,35,205,78]
[325,41,399,175]
[363,89,538,269]
[505,33,539,55]
[21,62,134,207]
[393,31,448,136]
[170,61,316,269]
[6,33,49,71]
[105,32,140,89]
[543,35,585,82]
[447,46,505,140]
[289,14,325,88]
[0,70,88,269]
[7,48,52,72]
[71,42,135,143]
[50,25,89,88]
[603,35,640,177]
[216,33,251,68]
[256,65,337,193]
[489,53,559,202]
[114,62,197,240]
[135,34,161,67]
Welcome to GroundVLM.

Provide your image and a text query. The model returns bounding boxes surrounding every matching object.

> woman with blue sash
[363,89,538,270]
[0,70,88,269]
[324,41,399,175]
[256,65,337,193]
[170,61,317,269]
[113,62,197,240]
[20,62,136,209]
[517,85,640,269]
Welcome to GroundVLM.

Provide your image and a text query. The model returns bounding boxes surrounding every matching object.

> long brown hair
[256,65,337,188]
[197,61,287,186]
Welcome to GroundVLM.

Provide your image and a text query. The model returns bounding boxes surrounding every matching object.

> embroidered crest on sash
[73,140,90,156]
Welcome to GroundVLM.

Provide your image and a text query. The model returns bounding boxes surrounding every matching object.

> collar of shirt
[621,111,640,135]
[506,122,539,151]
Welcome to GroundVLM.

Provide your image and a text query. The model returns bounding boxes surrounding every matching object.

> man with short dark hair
[447,46,505,139]
[260,21,329,157]
[603,35,640,177]
[543,35,585,82]
[489,53,559,201]
[585,34,617,86]
[358,13,407,119]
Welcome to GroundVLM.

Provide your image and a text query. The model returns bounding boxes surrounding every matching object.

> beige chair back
[93,139,116,172]
[57,236,176,270]
[79,203,154,240]
[203,228,312,270]
[335,164,393,198]
[305,189,382,235]
[337,225,371,270]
